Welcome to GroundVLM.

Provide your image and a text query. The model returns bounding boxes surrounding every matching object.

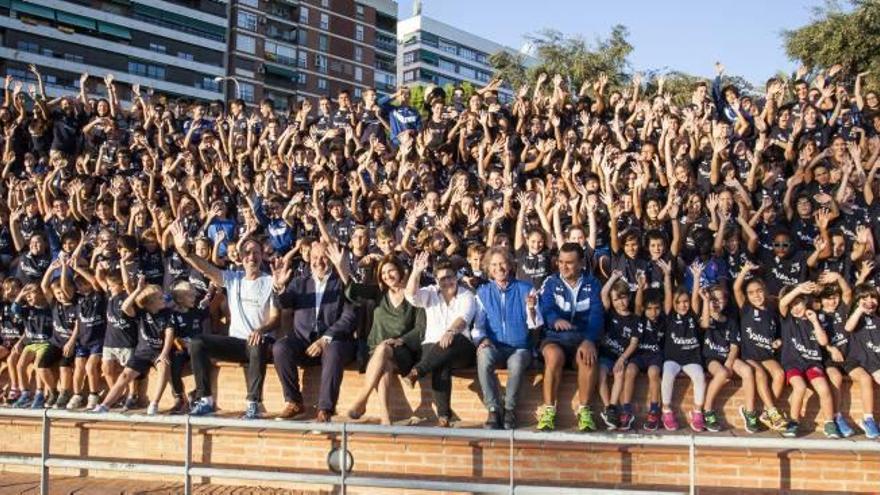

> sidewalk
[0,473,327,495]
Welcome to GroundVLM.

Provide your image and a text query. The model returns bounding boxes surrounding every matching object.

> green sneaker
[577,405,597,432]
[769,409,789,431]
[739,407,760,434]
[704,410,722,432]
[537,405,556,431]
[822,421,841,439]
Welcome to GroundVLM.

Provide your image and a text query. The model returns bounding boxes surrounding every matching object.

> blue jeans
[476,344,532,412]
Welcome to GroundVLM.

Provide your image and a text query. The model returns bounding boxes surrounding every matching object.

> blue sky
[397,1,835,85]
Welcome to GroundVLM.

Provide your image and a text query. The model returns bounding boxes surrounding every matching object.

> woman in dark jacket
[327,244,425,425]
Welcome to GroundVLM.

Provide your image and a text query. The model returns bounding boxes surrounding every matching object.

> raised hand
[412,251,430,273]
[270,257,292,292]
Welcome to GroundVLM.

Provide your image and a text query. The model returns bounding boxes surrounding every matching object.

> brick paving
[0,473,328,495]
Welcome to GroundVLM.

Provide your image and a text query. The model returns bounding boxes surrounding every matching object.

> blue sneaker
[860,417,880,439]
[30,392,45,409]
[12,392,31,408]
[241,401,261,420]
[189,399,215,416]
[835,414,855,438]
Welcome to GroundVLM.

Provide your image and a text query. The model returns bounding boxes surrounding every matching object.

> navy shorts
[75,342,103,358]
[541,333,587,369]
[630,352,663,372]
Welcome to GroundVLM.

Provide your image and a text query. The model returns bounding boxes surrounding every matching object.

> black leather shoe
[503,409,517,430]
[484,409,502,429]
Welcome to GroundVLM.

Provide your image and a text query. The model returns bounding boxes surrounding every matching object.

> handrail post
[508,429,514,495]
[184,414,192,495]
[340,422,348,495]
[40,408,50,495]
[688,434,695,495]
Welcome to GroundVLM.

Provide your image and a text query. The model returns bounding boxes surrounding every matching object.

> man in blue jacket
[377,86,421,145]
[472,247,541,430]
[538,242,605,432]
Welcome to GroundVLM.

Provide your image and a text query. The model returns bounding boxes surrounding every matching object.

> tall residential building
[397,13,532,101]
[1,0,228,102]
[228,0,397,111]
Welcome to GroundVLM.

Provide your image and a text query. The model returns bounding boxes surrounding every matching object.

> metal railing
[0,408,878,495]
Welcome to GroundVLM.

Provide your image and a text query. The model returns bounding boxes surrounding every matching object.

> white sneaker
[146,402,159,416]
[86,394,100,410]
[66,394,84,410]
[91,404,109,414]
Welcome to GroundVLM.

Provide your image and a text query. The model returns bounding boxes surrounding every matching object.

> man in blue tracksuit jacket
[377,87,421,146]
[472,247,541,430]
[537,242,605,431]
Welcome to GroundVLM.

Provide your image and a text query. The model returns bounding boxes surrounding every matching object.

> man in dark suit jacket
[271,242,356,422]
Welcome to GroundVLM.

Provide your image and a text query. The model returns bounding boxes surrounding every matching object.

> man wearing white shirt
[169,222,278,420]
[404,253,476,427]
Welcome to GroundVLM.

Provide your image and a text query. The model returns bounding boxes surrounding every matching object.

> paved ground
[0,473,328,495]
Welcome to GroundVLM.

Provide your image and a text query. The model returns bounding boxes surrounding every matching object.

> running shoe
[536,405,556,432]
[577,405,597,432]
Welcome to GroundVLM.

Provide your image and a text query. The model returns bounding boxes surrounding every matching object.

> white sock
[864,413,874,421]
[203,396,215,406]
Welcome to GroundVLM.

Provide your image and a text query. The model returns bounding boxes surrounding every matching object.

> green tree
[783,0,879,80]
[523,25,633,88]
[408,85,425,111]
[488,51,528,90]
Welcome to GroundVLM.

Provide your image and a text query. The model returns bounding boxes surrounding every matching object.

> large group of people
[2,60,880,440]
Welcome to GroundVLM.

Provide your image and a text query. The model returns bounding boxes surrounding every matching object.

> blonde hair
[135,284,164,308]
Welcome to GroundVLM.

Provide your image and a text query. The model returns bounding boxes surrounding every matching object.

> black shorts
[630,352,663,372]
[541,336,587,370]
[824,357,860,374]
[126,348,160,376]
[37,344,75,369]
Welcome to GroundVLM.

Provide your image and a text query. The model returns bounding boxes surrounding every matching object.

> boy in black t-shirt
[598,271,641,430]
[628,279,665,432]
[778,283,838,438]
[92,278,174,415]
[96,270,140,410]
[10,284,53,408]
[35,258,78,409]
[70,263,107,411]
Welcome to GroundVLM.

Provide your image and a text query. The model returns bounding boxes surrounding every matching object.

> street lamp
[213,76,241,100]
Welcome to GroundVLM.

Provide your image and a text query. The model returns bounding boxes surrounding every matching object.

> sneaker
[577,405,597,432]
[740,407,760,434]
[662,410,679,431]
[823,420,841,439]
[53,391,72,410]
[146,402,159,416]
[860,417,880,439]
[121,396,138,412]
[66,394,84,410]
[643,410,660,432]
[536,406,556,432]
[30,392,45,409]
[484,409,502,430]
[6,389,20,405]
[241,401,261,420]
[703,410,721,432]
[781,420,799,438]
[503,409,517,430]
[619,412,634,431]
[190,399,216,417]
[86,394,100,410]
[835,415,855,438]
[689,410,705,432]
[45,390,58,409]
[91,404,109,414]
[600,405,619,431]
[763,408,788,431]
[12,392,31,408]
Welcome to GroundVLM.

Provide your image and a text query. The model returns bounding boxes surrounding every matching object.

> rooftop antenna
[413,0,422,16]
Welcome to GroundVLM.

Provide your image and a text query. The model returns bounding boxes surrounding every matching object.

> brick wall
[1,364,879,493]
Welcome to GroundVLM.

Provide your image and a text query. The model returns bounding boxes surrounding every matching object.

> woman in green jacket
[327,244,425,425]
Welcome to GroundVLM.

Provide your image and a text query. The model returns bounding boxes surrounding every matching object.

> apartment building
[228,0,397,111]
[0,0,228,102]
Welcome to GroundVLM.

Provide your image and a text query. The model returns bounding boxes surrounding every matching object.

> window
[354,87,362,98]
[297,73,307,85]
[265,41,297,65]
[320,13,329,30]
[355,25,364,42]
[238,11,258,31]
[239,82,255,103]
[315,54,327,73]
[355,5,364,19]
[354,66,363,82]
[128,60,166,80]
[439,59,456,73]
[64,53,84,63]
[318,34,328,52]
[16,41,39,53]
[178,52,194,61]
[236,34,256,54]
[149,42,166,53]
[298,29,308,44]
[318,78,328,90]
[354,46,363,62]
[403,70,416,82]
[297,51,308,68]
[240,0,258,6]
[299,6,309,24]
[476,71,491,82]
[459,66,476,79]
[40,48,53,57]
[439,39,457,55]
[459,47,477,61]
[403,51,416,64]
[200,77,220,92]
[321,0,330,7]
